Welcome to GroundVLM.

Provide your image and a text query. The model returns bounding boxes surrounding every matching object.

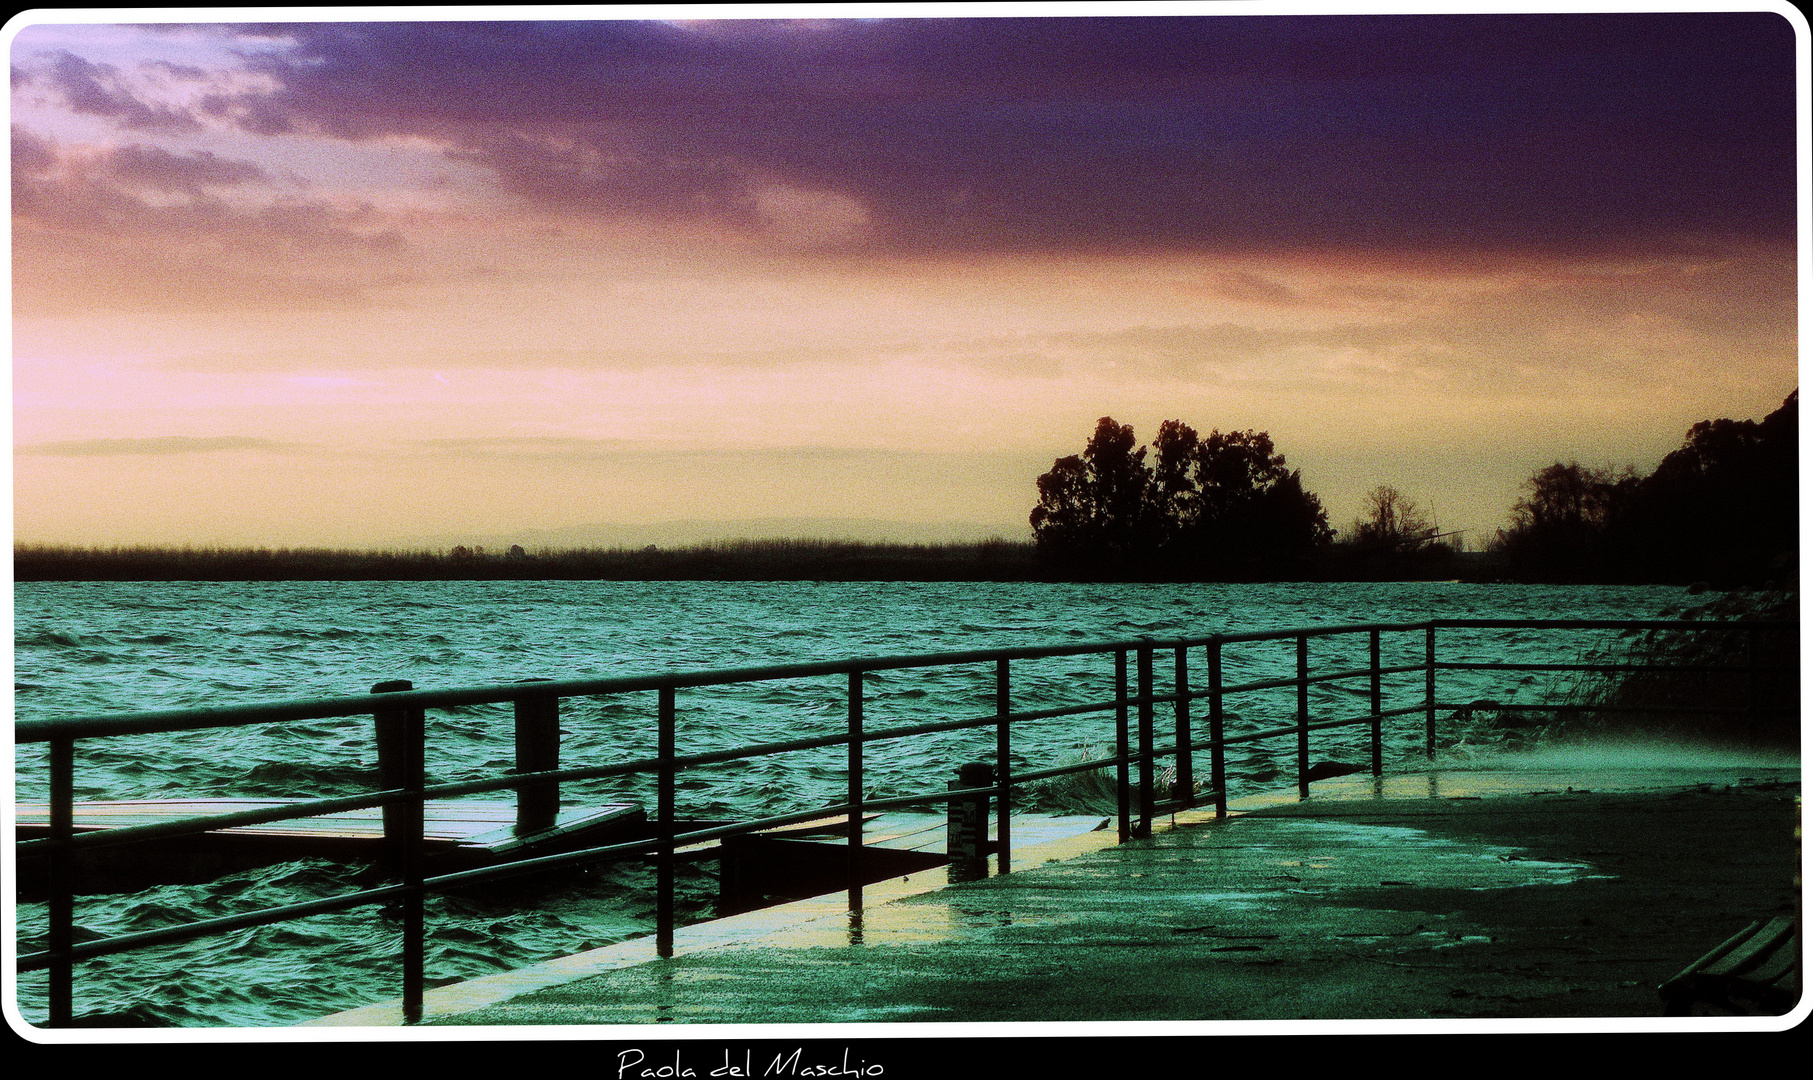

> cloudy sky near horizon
[9,7,1802,550]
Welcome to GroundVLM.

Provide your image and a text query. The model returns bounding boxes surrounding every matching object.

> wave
[11,578,1700,1026]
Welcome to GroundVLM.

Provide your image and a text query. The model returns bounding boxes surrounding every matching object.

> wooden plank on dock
[14,797,650,896]
[861,812,1113,855]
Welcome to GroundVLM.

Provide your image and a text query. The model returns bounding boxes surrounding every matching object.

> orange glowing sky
[8,8,1802,550]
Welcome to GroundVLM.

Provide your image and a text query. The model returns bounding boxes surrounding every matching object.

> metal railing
[14,617,1796,1026]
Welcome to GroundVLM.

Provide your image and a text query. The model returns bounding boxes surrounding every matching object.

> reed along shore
[13,540,1054,582]
[9,540,1534,584]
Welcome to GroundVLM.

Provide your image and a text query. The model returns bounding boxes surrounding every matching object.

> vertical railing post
[946,762,993,883]
[1135,643,1155,837]
[1209,639,1227,818]
[1424,624,1438,758]
[1115,649,1131,842]
[372,679,424,1025]
[994,658,1012,876]
[1369,629,1384,777]
[847,669,864,912]
[1295,634,1311,798]
[512,689,560,836]
[1173,645,1193,808]
[46,735,75,1028]
[657,684,676,959]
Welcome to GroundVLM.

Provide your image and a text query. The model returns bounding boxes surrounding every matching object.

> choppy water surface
[12,579,1691,1026]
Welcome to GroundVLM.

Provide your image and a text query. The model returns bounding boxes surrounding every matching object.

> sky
[7,5,1803,551]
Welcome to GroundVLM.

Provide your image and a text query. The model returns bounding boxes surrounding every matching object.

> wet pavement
[303,761,1802,1033]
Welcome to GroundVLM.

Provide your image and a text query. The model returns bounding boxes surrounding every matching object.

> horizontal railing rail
[15,616,1795,1027]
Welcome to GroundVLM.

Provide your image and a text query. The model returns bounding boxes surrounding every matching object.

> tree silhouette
[1351,485,1436,555]
[1491,390,1797,583]
[1491,462,1633,578]
[1031,417,1331,577]
[1607,391,1797,583]
[1029,417,1157,564]
[1191,429,1333,564]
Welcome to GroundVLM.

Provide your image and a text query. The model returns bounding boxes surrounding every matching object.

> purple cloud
[20,14,1800,257]
[106,144,269,193]
[32,49,201,132]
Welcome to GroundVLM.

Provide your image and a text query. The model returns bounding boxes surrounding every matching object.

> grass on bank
[1454,587,1800,752]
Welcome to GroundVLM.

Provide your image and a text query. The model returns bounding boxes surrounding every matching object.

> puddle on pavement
[1240,818,1601,891]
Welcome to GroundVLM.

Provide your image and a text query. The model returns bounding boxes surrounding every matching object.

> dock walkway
[307,763,1803,1030]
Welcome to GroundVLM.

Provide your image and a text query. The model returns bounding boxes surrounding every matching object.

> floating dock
[13,798,646,895]
[13,796,1113,909]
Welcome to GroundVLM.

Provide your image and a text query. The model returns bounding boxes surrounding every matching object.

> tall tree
[1031,417,1331,576]
[1148,419,1203,551]
[1178,429,1333,565]
[1029,417,1156,564]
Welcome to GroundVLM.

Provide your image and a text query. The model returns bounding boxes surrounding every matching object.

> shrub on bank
[1536,588,1798,749]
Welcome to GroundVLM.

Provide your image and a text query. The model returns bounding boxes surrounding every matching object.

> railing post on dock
[1173,645,1193,808]
[1295,634,1311,799]
[657,685,676,959]
[1424,624,1437,758]
[994,658,1013,876]
[512,688,559,836]
[1369,629,1384,777]
[847,669,864,912]
[1115,649,1132,842]
[1209,639,1227,818]
[372,679,425,1025]
[46,735,75,1028]
[1135,644,1155,837]
[947,762,994,883]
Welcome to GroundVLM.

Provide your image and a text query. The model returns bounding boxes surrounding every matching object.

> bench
[1659,916,1800,1016]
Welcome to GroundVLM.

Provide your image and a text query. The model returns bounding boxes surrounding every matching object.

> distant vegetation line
[13,538,1494,583]
[12,538,1051,582]
[20,395,1794,586]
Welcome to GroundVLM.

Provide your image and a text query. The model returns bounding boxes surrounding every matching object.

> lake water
[10,579,1697,1027]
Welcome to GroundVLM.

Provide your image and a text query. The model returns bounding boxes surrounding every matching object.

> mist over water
[10,579,1752,1026]
[1433,738,1800,781]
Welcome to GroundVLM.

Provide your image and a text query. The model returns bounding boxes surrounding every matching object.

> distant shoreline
[13,539,1051,583]
[12,540,1561,585]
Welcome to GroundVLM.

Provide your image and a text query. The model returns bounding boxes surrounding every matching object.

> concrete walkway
[305,761,1802,1033]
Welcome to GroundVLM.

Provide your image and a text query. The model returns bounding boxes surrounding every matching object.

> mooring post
[513,687,559,836]
[373,679,423,862]
[371,679,424,1024]
[947,762,993,883]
